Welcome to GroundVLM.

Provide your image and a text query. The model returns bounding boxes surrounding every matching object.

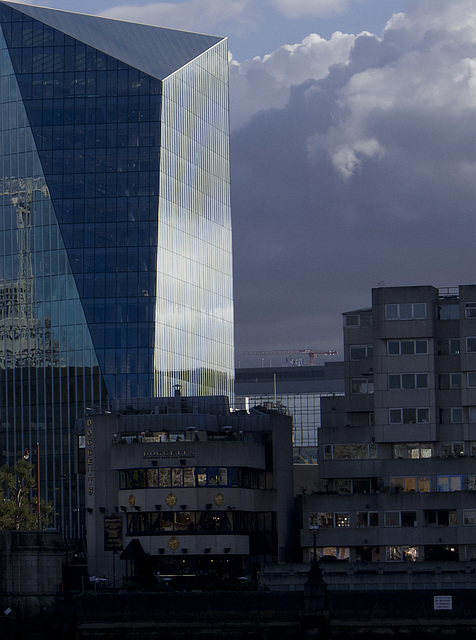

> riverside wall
[0,530,63,622]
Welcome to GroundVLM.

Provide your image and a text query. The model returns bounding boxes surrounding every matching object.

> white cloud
[230,31,356,129]
[231,0,476,352]
[269,0,350,19]
[98,0,254,34]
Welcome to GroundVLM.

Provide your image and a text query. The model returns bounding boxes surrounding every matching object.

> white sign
[434,596,452,610]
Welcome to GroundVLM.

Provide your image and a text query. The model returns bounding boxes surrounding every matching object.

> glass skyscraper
[0,1,234,535]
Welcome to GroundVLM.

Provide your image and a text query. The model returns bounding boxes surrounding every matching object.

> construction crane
[242,349,338,366]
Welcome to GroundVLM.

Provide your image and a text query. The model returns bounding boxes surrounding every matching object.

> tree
[0,458,53,530]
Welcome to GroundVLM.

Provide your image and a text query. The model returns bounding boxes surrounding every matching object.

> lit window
[393,443,433,459]
[335,513,350,527]
[390,477,429,492]
[437,475,462,492]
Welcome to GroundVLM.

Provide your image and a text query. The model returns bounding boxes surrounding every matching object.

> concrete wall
[0,530,63,620]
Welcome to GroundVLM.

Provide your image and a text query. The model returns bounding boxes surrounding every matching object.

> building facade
[80,391,294,583]
[235,363,344,463]
[300,285,476,569]
[0,1,234,535]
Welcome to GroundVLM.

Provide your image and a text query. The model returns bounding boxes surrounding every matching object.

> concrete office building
[300,285,476,576]
[79,391,294,582]
[0,2,234,534]
[235,363,344,464]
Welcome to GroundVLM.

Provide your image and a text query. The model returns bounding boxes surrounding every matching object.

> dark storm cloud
[230,0,476,356]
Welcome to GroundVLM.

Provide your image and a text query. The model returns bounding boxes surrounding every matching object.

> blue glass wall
[0,3,234,535]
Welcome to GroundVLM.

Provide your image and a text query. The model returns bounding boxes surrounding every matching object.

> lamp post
[36,442,40,530]
[23,445,40,530]
[310,524,319,563]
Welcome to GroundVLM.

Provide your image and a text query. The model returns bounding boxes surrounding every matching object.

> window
[385,303,426,320]
[386,546,418,562]
[440,443,464,457]
[333,478,377,494]
[390,477,429,492]
[318,512,350,527]
[331,444,376,460]
[356,546,380,562]
[437,475,462,492]
[389,373,428,390]
[470,407,476,423]
[425,510,457,526]
[401,511,417,527]
[319,547,350,561]
[346,312,372,327]
[467,337,476,353]
[451,408,463,423]
[389,408,429,424]
[356,512,378,527]
[385,511,400,527]
[387,340,428,355]
[351,378,374,394]
[308,513,319,528]
[439,373,461,389]
[438,339,460,355]
[439,304,460,320]
[335,513,350,527]
[392,443,433,459]
[334,479,352,494]
[468,372,476,387]
[318,512,334,528]
[464,510,476,525]
[465,303,476,319]
[350,344,373,360]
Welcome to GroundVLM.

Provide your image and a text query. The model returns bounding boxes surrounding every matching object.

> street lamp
[310,524,319,563]
[23,445,40,529]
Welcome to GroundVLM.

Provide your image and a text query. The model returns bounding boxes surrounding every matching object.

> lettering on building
[143,449,195,459]
[86,419,93,495]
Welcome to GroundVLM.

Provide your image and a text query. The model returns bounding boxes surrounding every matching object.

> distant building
[235,363,344,463]
[79,390,294,582]
[300,284,476,573]
[0,2,234,534]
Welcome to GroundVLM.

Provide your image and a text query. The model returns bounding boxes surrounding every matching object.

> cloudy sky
[12,0,476,365]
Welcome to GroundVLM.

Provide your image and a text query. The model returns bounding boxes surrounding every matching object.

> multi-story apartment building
[0,2,234,534]
[300,284,476,571]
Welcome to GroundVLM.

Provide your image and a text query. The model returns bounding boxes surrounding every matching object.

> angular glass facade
[0,1,234,535]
